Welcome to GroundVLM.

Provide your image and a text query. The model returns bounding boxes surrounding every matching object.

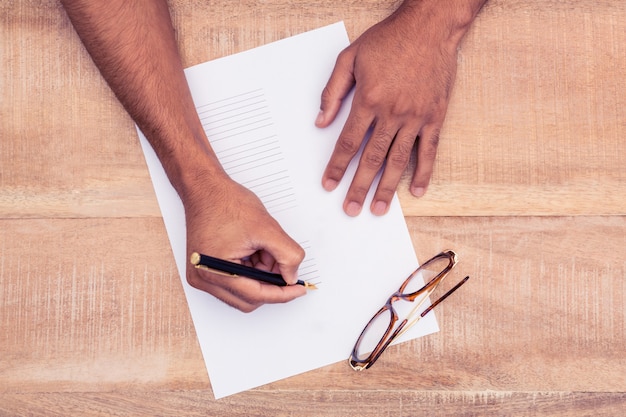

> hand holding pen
[191,252,318,289]
[182,176,309,312]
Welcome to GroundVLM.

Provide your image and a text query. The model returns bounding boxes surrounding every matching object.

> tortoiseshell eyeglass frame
[349,250,469,371]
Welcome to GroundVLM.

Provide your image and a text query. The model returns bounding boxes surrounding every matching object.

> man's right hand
[60,0,306,313]
[182,172,307,312]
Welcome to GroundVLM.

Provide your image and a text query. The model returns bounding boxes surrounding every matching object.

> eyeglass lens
[353,308,394,361]
[401,254,452,295]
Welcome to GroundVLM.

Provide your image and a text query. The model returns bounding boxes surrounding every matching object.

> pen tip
[305,282,318,290]
[190,252,200,266]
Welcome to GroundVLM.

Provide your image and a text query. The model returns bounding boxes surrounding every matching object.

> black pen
[190,252,318,290]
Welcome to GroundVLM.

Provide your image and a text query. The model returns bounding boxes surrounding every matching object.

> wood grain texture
[0,218,206,394]
[1,0,625,415]
[399,0,626,216]
[2,1,625,218]
[1,391,626,417]
[1,217,624,414]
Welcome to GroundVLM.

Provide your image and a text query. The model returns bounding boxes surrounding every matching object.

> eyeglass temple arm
[420,276,470,317]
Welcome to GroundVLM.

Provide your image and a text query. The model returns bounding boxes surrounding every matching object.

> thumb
[275,243,305,285]
[316,48,356,128]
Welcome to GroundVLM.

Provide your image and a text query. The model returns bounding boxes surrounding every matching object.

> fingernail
[372,200,388,216]
[345,201,362,217]
[315,110,325,126]
[411,187,426,197]
[323,178,338,191]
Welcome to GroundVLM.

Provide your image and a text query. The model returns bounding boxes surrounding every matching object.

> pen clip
[194,263,240,278]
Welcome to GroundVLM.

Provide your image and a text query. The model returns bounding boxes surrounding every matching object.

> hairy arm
[60,0,306,312]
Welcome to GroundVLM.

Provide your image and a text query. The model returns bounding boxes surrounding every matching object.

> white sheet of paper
[137,22,438,399]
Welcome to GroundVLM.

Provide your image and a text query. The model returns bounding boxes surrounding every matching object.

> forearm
[60,0,224,198]
[61,0,307,310]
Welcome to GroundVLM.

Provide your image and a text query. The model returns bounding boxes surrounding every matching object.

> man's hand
[182,172,306,313]
[316,0,485,216]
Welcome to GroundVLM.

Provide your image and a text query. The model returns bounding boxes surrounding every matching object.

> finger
[224,276,306,306]
[273,249,304,285]
[411,124,442,198]
[316,48,356,128]
[342,119,398,216]
[370,125,420,215]
[254,227,305,285]
[322,106,374,192]
[219,278,306,312]
[251,250,276,272]
[187,270,258,312]
[188,269,306,313]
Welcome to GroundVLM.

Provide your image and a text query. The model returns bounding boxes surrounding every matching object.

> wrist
[396,0,485,45]
[155,130,229,202]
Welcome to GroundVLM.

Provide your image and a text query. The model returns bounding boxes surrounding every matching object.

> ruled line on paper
[298,241,320,283]
[198,89,298,214]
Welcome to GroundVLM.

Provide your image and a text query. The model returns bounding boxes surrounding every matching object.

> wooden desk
[2,1,625,415]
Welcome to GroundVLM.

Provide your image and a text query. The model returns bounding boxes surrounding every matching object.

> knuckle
[337,136,360,155]
[358,88,380,109]
[399,136,417,154]
[387,140,414,168]
[350,183,372,200]
[336,47,353,64]
[325,165,346,181]
[387,150,410,169]
[372,124,395,143]
[371,138,390,156]
[238,292,264,309]
[389,99,414,118]
[281,246,306,268]
[428,130,441,147]
[363,150,386,168]
[421,146,437,162]
[362,130,394,169]
[320,85,333,105]
[186,269,203,289]
[294,246,306,263]
[421,130,441,159]
[240,304,258,314]
[376,183,397,200]
[187,266,263,313]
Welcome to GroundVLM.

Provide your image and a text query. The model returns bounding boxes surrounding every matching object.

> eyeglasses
[349,250,469,371]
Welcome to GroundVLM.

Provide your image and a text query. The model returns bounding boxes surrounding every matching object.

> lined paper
[199,89,298,213]
[137,22,438,399]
